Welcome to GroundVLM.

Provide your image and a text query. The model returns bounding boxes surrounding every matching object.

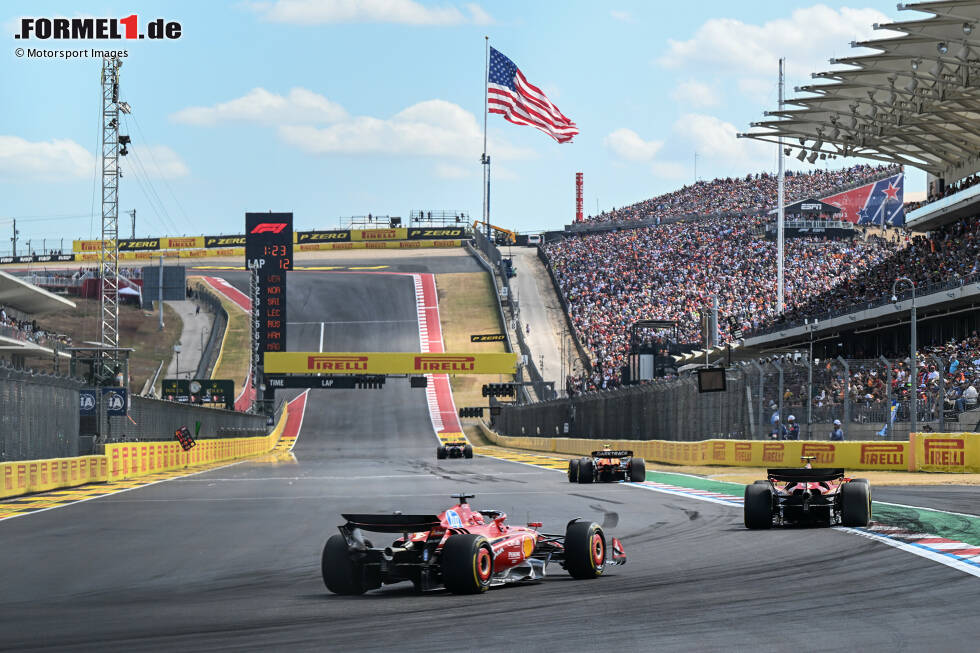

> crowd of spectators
[584,164,899,224]
[0,304,72,349]
[905,174,980,212]
[770,217,980,330]
[546,216,902,391]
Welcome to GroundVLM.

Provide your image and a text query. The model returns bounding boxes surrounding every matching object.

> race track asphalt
[1,259,979,651]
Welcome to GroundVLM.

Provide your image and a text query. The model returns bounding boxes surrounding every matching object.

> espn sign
[307,355,368,372]
[414,355,475,372]
[860,443,905,467]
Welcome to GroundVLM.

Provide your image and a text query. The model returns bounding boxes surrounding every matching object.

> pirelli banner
[74,227,468,253]
[482,432,980,473]
[263,352,517,375]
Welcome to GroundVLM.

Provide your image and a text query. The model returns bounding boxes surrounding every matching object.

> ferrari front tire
[463,444,474,459]
[743,484,774,529]
[564,521,606,579]
[577,458,594,484]
[567,458,580,483]
[322,534,366,595]
[441,534,493,594]
[840,481,872,527]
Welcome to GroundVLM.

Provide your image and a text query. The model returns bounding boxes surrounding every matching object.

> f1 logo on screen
[250,223,289,234]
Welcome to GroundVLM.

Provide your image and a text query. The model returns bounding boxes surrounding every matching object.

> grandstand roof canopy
[741,1,980,180]
[0,270,76,315]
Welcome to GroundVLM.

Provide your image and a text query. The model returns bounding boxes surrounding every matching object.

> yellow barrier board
[909,432,980,472]
[264,351,517,375]
[479,431,915,471]
[72,240,463,262]
[1,456,107,499]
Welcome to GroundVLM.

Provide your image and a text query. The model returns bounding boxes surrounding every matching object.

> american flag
[487,47,578,143]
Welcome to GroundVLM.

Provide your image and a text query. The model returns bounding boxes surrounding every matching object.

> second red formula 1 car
[567,447,646,484]
[744,457,872,529]
[321,493,626,595]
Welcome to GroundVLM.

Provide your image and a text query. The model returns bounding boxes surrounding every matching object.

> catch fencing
[0,363,83,461]
[96,395,267,443]
[494,355,966,442]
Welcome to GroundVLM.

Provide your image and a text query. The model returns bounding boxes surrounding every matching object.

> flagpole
[482,36,491,242]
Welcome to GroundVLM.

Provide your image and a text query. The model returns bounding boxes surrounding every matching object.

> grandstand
[0,270,76,366]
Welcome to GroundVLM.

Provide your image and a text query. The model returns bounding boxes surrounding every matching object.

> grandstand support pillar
[773,359,784,436]
[880,355,893,439]
[807,321,817,440]
[893,277,916,435]
[776,57,785,314]
[837,356,850,434]
[751,360,764,440]
[930,354,945,432]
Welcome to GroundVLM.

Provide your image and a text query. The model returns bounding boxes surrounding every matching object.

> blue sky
[0,1,925,249]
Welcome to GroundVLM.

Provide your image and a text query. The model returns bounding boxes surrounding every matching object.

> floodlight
[807,151,819,164]
[937,42,949,55]
[911,59,919,70]
[118,101,131,114]
[964,22,974,35]
[796,150,806,161]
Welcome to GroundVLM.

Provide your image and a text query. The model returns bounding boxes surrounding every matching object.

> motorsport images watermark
[15,48,130,60]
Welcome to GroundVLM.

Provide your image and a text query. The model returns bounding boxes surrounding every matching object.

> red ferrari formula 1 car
[321,493,626,595]
[567,448,646,484]
[436,440,473,459]
[744,457,871,529]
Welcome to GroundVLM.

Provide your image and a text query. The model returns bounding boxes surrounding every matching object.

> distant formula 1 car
[321,493,626,595]
[436,440,473,459]
[567,448,646,484]
[744,457,871,529]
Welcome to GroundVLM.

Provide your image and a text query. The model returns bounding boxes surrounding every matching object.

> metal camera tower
[99,56,130,381]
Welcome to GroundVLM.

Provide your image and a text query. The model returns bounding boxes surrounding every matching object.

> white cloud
[277,99,532,161]
[0,136,94,181]
[604,128,663,162]
[171,87,347,126]
[434,163,470,179]
[610,9,631,22]
[135,145,190,179]
[670,79,718,108]
[248,0,493,25]
[670,113,774,170]
[658,6,888,78]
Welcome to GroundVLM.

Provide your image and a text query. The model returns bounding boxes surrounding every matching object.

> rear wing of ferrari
[766,468,845,483]
[342,513,442,533]
[591,450,633,458]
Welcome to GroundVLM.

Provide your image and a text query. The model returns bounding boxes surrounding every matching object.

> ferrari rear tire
[567,458,580,483]
[752,480,770,485]
[628,457,646,482]
[322,534,366,595]
[436,446,447,460]
[463,444,474,459]
[850,478,871,500]
[743,484,774,529]
[840,481,872,527]
[564,521,606,579]
[577,458,595,484]
[440,534,493,594]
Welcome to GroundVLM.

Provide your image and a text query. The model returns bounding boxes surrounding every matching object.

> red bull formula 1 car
[321,493,626,595]
[744,457,871,529]
[436,440,473,459]
[567,448,646,484]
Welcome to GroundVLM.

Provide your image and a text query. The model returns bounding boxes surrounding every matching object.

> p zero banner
[118,238,161,251]
[296,230,351,243]
[820,172,904,227]
[204,235,246,248]
[263,352,518,375]
[407,227,467,240]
